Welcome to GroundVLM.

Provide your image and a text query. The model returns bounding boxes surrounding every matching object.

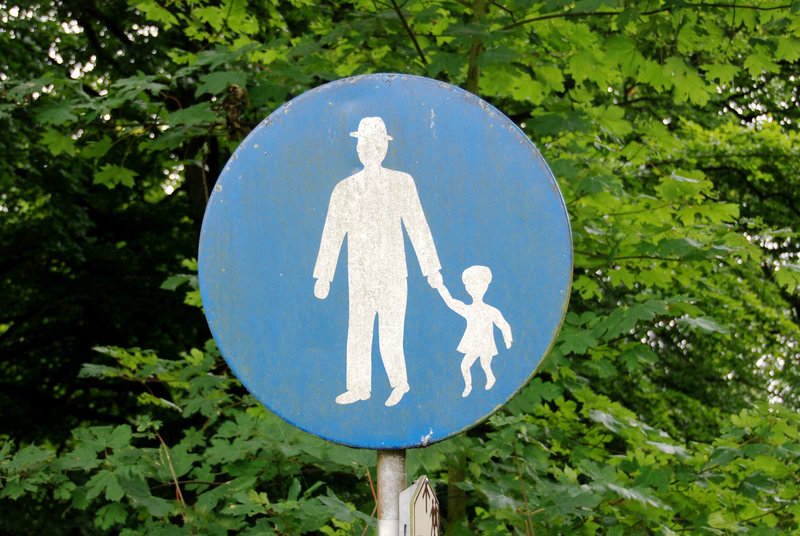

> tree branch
[156,431,187,515]
[512,440,536,536]
[574,249,683,262]
[465,0,486,94]
[503,8,637,29]
[501,3,794,30]
[389,0,428,65]
[490,0,516,20]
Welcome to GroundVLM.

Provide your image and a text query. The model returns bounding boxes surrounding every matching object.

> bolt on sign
[199,74,572,449]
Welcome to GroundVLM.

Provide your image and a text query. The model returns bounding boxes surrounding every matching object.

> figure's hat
[350,117,393,141]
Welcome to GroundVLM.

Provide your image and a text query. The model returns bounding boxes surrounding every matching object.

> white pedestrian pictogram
[313,117,442,407]
[434,266,512,397]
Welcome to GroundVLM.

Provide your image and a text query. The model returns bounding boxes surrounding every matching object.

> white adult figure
[313,117,443,407]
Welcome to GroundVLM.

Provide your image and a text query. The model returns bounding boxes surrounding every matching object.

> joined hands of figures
[427,271,443,290]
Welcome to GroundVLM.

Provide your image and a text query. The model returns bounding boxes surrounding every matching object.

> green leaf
[638,59,671,90]
[184,289,202,308]
[678,316,730,334]
[655,237,705,258]
[573,275,601,299]
[744,47,779,77]
[108,425,133,450]
[7,77,55,99]
[646,441,688,458]
[93,164,138,188]
[195,71,248,97]
[508,77,546,105]
[0,102,13,120]
[524,377,563,407]
[739,472,777,498]
[167,103,218,127]
[574,0,604,12]
[57,443,102,471]
[78,363,119,378]
[195,6,225,30]
[95,503,128,530]
[700,202,739,224]
[621,344,658,370]
[41,128,76,156]
[1,481,25,500]
[586,358,617,378]
[773,264,800,290]
[701,63,738,84]
[559,327,598,355]
[568,52,597,84]
[752,454,785,477]
[287,478,301,501]
[604,483,666,508]
[35,100,78,125]
[532,112,590,136]
[596,106,632,137]
[632,466,670,492]
[708,511,739,531]
[535,64,565,92]
[135,1,179,28]
[111,74,168,98]
[81,136,114,159]
[656,171,710,202]
[11,444,52,467]
[86,470,124,502]
[227,0,259,35]
[426,52,467,78]
[53,481,78,501]
[776,37,800,62]
[588,409,623,433]
[605,35,636,58]
[476,46,518,67]
[120,476,174,517]
[160,274,193,291]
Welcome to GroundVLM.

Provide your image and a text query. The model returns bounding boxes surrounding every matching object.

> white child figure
[436,265,512,397]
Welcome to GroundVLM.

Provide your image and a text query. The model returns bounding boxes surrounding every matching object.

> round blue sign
[199,74,572,449]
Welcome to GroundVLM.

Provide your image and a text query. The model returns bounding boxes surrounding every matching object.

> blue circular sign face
[199,74,571,449]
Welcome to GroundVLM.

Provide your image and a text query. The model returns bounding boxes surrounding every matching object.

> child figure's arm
[493,310,513,349]
[436,284,467,316]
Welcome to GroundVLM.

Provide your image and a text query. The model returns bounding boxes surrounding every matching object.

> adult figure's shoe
[335,390,370,404]
[385,383,410,407]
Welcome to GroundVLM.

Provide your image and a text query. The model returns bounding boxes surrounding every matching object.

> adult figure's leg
[378,278,410,406]
[336,286,375,404]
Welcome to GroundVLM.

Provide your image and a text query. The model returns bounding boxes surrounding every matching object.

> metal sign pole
[377,449,407,536]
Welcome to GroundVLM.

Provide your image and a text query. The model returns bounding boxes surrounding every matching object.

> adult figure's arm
[313,185,347,299]
[399,173,441,285]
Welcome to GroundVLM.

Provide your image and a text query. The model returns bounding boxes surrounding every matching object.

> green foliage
[2,0,800,534]
[3,338,376,535]
[3,339,797,533]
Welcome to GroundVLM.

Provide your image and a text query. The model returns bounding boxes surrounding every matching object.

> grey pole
[377,449,407,536]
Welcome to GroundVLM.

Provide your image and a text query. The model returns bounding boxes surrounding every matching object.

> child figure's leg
[460,354,479,397]
[479,355,496,390]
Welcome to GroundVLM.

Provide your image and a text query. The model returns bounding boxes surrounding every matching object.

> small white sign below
[399,475,440,536]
